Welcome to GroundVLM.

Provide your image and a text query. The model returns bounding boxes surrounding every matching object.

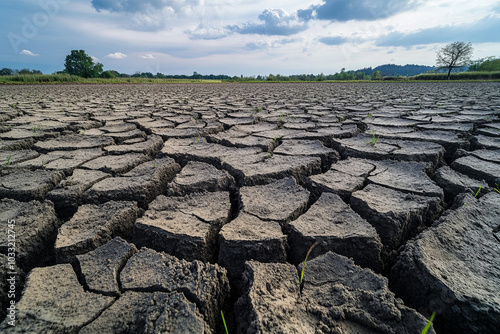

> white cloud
[19,49,39,57]
[140,53,155,59]
[91,56,100,62]
[105,52,128,59]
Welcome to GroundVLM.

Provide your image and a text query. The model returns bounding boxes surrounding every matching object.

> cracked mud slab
[391,193,500,333]
[133,191,231,262]
[234,253,434,334]
[120,247,229,330]
[55,201,142,263]
[289,192,383,272]
[0,264,115,333]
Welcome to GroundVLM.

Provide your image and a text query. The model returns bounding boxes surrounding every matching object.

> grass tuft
[420,312,436,334]
[474,184,482,197]
[370,130,379,146]
[221,310,229,334]
[300,241,319,291]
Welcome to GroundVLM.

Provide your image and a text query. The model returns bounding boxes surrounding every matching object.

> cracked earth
[1,82,499,333]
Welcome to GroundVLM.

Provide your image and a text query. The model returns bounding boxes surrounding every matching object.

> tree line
[2,45,499,81]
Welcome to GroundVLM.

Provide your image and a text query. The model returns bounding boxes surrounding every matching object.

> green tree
[0,68,14,76]
[371,70,382,80]
[436,42,473,80]
[64,50,103,78]
[479,58,500,71]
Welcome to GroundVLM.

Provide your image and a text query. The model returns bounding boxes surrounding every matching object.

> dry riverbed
[0,82,499,333]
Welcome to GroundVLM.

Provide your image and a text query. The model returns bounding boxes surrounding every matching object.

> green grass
[299,241,319,290]
[6,155,12,166]
[0,74,222,84]
[220,310,229,334]
[370,130,379,146]
[420,312,436,334]
[494,184,500,194]
[475,184,482,197]
[414,71,500,81]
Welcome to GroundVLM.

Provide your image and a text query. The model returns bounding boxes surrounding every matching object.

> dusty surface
[1,82,499,333]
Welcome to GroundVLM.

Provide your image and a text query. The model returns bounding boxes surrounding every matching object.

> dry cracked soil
[0,82,499,334]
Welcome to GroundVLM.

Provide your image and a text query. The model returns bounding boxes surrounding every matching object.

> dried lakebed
[0,82,499,333]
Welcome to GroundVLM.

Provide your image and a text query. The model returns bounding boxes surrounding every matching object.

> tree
[0,68,14,76]
[371,70,382,80]
[64,50,103,78]
[436,42,473,80]
[479,58,500,71]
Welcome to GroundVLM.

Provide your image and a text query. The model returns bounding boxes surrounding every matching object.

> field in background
[0,74,222,84]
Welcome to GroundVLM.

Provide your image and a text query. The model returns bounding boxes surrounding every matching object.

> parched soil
[1,82,499,333]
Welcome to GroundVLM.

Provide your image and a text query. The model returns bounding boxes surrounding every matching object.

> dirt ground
[1,82,499,333]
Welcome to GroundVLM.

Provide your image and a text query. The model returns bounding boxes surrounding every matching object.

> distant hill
[356,64,436,77]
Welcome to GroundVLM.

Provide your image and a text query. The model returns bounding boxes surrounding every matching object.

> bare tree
[436,42,473,80]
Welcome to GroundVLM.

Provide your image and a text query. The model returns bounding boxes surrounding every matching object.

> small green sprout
[485,116,488,121]
[494,184,500,194]
[8,125,12,129]
[221,310,229,334]
[33,126,37,132]
[197,137,201,143]
[367,113,372,117]
[338,116,344,122]
[6,155,12,166]
[299,241,319,292]
[370,130,379,146]
[273,136,277,142]
[278,112,283,123]
[42,160,45,167]
[152,161,157,168]
[80,129,86,134]
[475,184,482,198]
[420,312,436,334]
[61,108,66,112]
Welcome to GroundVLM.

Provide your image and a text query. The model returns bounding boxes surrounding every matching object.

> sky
[1,0,499,76]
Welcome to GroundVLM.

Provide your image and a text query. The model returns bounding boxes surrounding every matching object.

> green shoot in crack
[420,312,436,334]
[221,310,229,334]
[475,184,482,197]
[370,130,379,146]
[300,241,319,293]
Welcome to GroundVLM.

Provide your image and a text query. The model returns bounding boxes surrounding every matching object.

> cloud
[105,52,128,59]
[19,49,39,57]
[91,0,199,13]
[91,56,100,62]
[91,0,199,31]
[245,40,272,51]
[140,53,155,59]
[299,0,417,22]
[376,15,500,47]
[187,24,229,40]
[227,8,308,36]
[245,37,302,51]
[318,36,349,45]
